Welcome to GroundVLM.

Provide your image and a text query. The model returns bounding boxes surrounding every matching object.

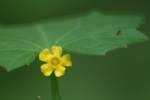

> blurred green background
[0,0,150,100]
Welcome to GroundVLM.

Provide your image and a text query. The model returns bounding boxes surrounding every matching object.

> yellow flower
[39,45,72,77]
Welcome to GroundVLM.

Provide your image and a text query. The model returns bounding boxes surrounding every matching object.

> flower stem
[51,74,61,100]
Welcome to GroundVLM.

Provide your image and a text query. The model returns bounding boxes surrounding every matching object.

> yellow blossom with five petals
[39,45,72,77]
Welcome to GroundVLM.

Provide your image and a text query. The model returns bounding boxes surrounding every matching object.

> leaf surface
[0,11,148,71]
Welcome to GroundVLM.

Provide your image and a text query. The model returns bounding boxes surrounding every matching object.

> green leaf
[0,11,148,71]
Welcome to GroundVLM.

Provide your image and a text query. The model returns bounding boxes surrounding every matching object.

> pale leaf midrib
[36,25,49,47]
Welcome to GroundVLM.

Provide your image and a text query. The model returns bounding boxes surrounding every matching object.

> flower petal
[41,64,53,77]
[61,54,72,67]
[54,66,66,77]
[51,46,63,56]
[39,48,51,62]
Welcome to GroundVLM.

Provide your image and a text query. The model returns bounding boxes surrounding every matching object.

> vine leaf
[0,11,148,71]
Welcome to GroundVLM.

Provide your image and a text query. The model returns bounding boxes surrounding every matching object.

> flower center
[51,57,60,66]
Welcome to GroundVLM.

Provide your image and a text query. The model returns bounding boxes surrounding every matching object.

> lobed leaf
[0,11,148,71]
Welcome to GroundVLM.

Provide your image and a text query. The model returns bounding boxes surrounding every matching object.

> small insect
[116,30,122,36]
